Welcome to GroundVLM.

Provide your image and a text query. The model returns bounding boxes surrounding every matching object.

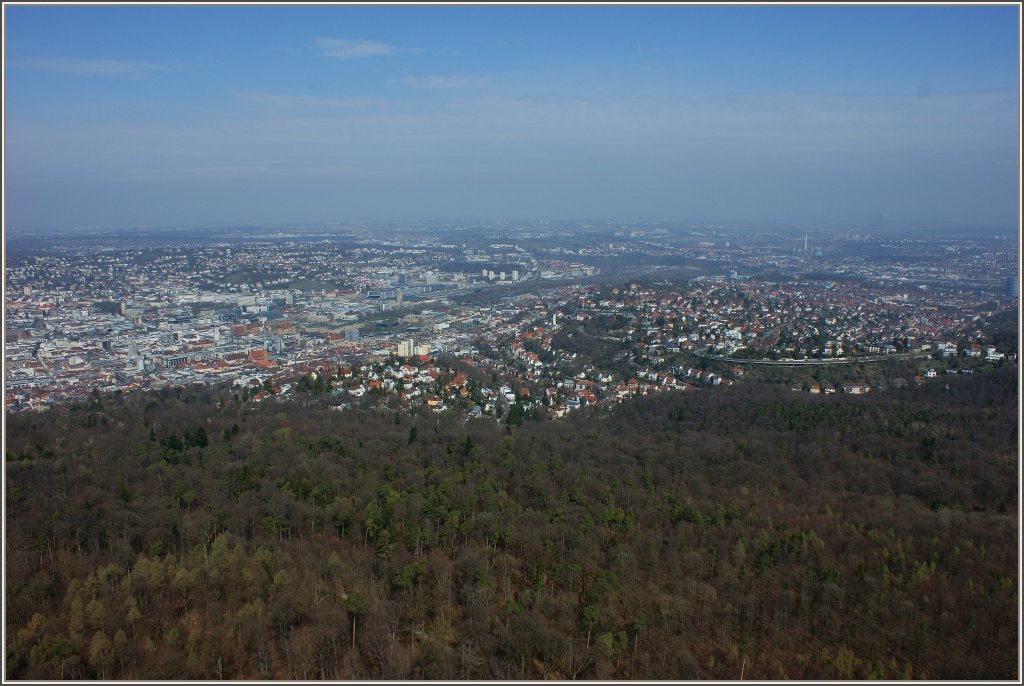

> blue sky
[4,4,1020,232]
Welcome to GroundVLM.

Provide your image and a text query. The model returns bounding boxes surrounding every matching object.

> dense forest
[5,368,1019,680]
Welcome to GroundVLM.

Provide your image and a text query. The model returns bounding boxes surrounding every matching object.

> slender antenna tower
[804,234,808,252]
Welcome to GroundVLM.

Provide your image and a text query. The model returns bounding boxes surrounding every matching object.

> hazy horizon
[4,4,1020,234]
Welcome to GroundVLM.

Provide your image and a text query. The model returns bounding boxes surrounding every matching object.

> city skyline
[3,3,1021,233]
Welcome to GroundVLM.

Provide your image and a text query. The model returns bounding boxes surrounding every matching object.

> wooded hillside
[5,368,1018,679]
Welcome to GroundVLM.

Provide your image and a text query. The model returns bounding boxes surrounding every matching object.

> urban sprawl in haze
[6,224,1018,416]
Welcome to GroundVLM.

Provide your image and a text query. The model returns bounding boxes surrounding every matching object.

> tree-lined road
[698,350,935,367]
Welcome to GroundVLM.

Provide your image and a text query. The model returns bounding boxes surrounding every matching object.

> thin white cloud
[315,37,395,60]
[402,74,492,90]
[11,57,167,77]
[231,90,390,110]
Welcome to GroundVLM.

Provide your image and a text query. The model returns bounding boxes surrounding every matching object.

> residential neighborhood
[5,227,1017,417]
